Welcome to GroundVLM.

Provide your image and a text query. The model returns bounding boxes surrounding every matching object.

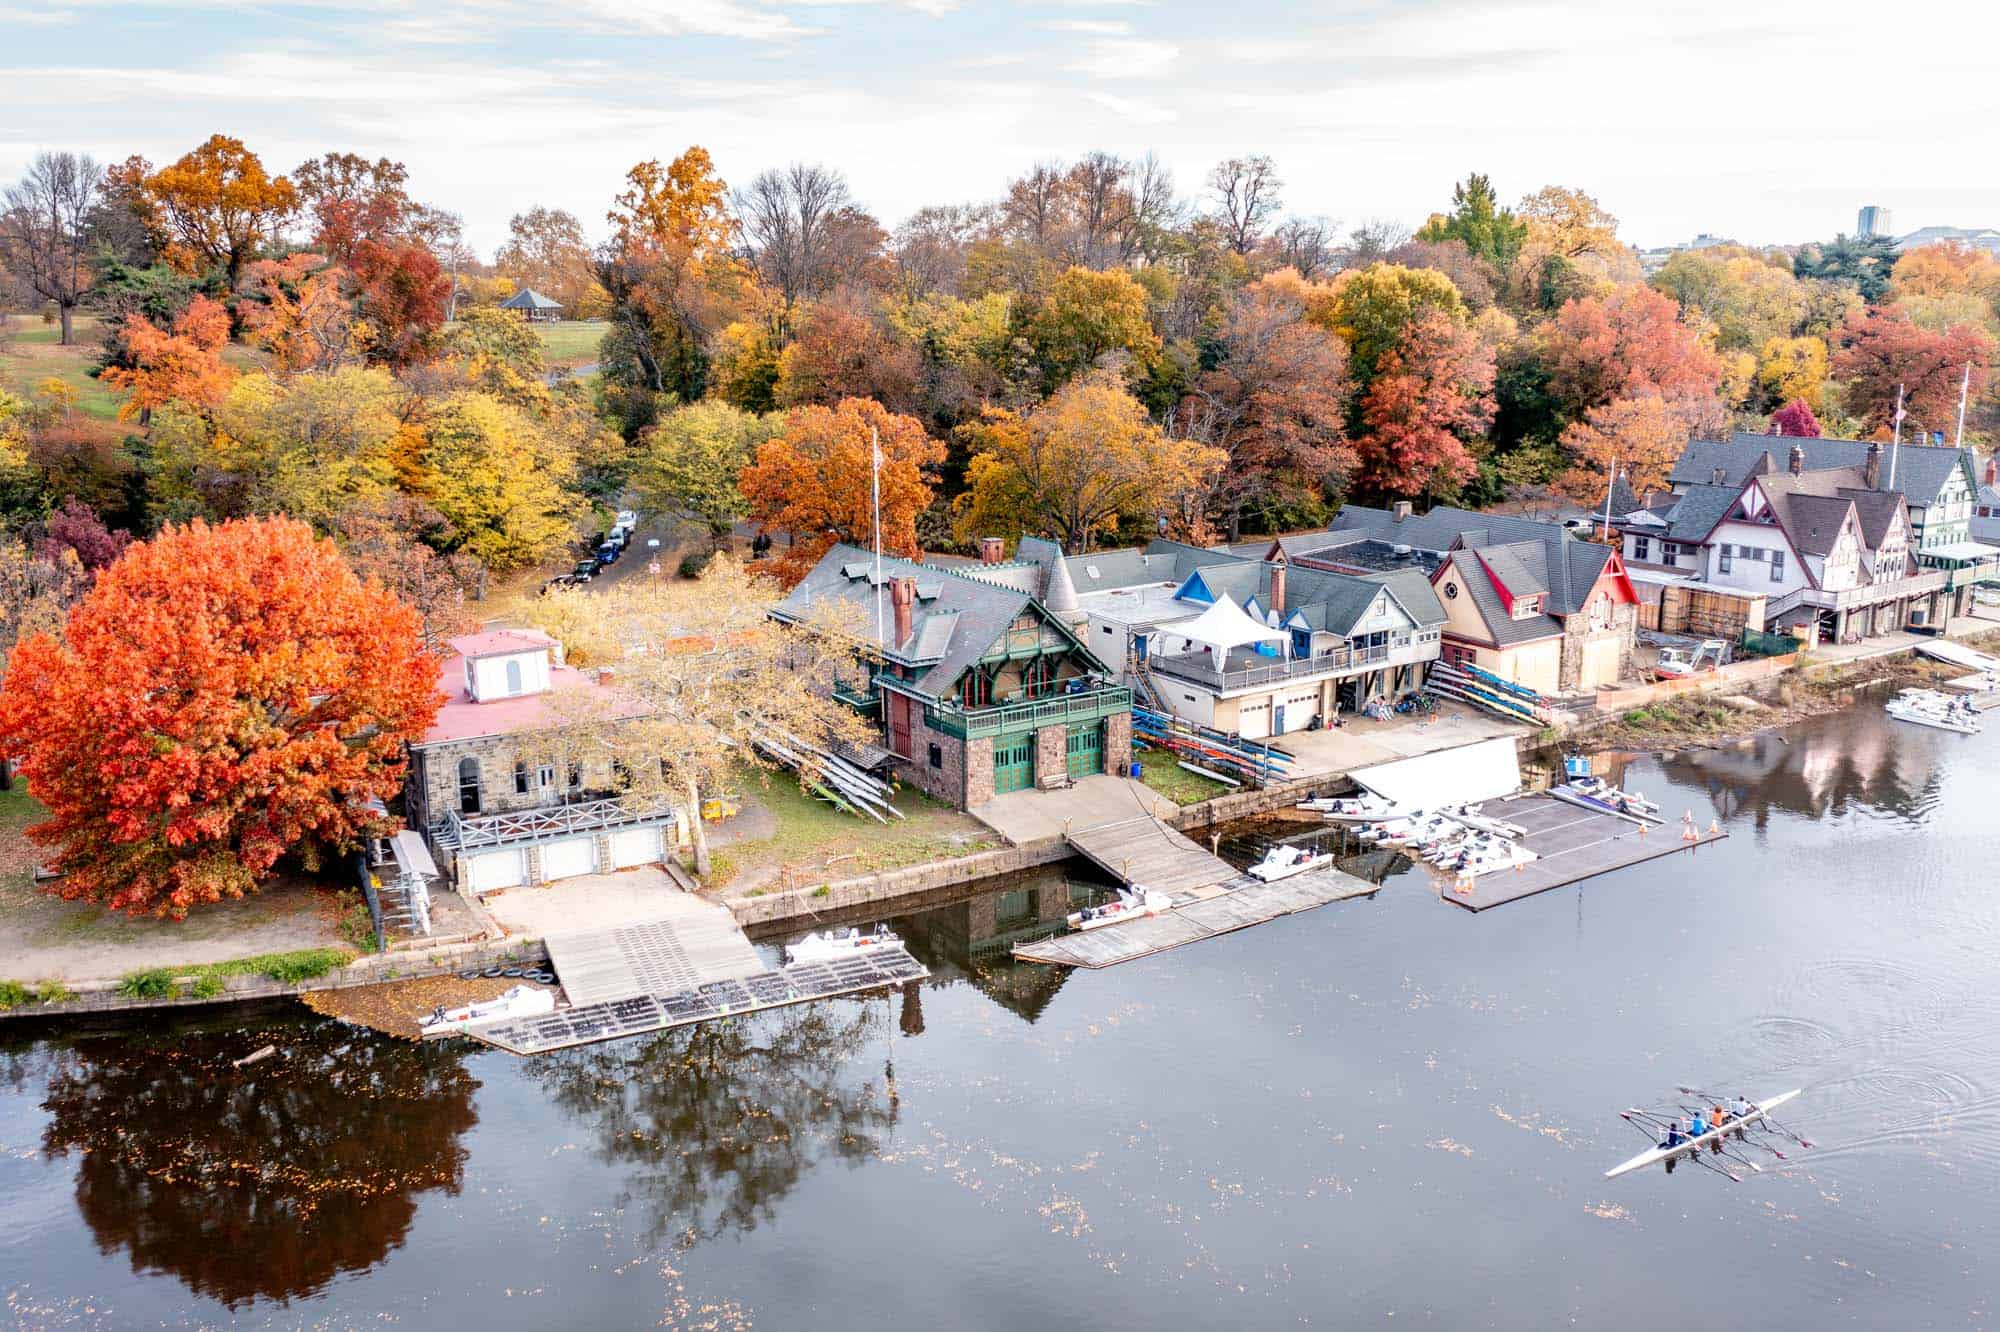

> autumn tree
[333,497,483,653]
[772,299,922,412]
[495,205,601,314]
[1556,391,1717,504]
[290,152,413,263]
[100,294,236,424]
[1,151,104,345]
[349,235,449,366]
[1537,285,1723,422]
[0,516,440,917]
[1770,399,1822,438]
[1652,246,1810,351]
[144,135,297,283]
[405,391,581,570]
[1175,280,1355,536]
[33,499,130,571]
[1414,172,1524,276]
[735,163,885,306]
[1755,335,1830,412]
[1207,155,1282,256]
[1353,310,1495,499]
[240,253,356,374]
[738,397,942,584]
[1830,307,1995,437]
[1023,265,1160,387]
[630,400,780,546]
[1321,262,1468,386]
[956,371,1224,552]
[1517,186,1622,262]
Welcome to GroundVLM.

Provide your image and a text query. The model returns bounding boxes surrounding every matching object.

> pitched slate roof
[774,544,1105,699]
[1436,551,1564,646]
[1839,488,1905,550]
[499,288,562,310]
[1329,503,1577,555]
[1670,434,1973,507]
[1661,483,1744,543]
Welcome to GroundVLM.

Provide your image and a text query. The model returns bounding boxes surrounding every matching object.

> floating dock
[1436,793,1726,911]
[463,907,927,1055]
[1011,867,1376,968]
[1064,815,1240,894]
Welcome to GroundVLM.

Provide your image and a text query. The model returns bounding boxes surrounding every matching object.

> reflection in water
[36,1022,478,1308]
[527,1001,899,1248]
[896,868,1083,1022]
[1661,702,1945,828]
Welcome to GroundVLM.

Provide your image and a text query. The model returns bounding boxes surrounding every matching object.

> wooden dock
[1011,867,1376,969]
[1064,816,1239,894]
[467,901,930,1054]
[1437,793,1727,911]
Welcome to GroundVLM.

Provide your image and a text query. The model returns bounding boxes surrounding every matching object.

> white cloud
[1063,36,1178,79]
[1041,18,1132,33]
[1084,90,1177,125]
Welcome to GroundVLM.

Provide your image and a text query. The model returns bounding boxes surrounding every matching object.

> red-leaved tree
[1539,284,1724,420]
[1770,399,1822,438]
[0,516,442,917]
[34,499,131,571]
[1354,309,1495,498]
[1831,307,1994,438]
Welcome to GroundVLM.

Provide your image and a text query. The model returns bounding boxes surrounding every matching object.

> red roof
[419,653,642,745]
[448,628,556,659]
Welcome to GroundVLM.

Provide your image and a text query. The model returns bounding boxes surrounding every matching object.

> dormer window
[1511,596,1542,620]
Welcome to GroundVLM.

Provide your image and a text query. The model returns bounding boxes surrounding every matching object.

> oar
[1688,1151,1743,1183]
[1716,1143,1764,1173]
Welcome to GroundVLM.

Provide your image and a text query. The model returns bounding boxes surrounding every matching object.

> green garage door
[1065,721,1103,779]
[994,733,1036,793]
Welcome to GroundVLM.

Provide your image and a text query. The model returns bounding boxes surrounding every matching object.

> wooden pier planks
[544,905,765,1007]
[1011,867,1377,968]
[1064,816,1240,895]
[1438,793,1728,911]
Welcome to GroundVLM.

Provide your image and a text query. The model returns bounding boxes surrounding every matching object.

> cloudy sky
[2,0,1992,258]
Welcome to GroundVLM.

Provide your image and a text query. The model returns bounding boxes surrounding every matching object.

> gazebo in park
[498,288,563,323]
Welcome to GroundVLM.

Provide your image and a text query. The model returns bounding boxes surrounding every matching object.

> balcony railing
[1150,636,1423,692]
[924,684,1132,740]
[438,794,677,852]
[1791,570,1949,612]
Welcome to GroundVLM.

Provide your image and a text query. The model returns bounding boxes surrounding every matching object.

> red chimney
[1268,563,1287,618]
[1788,443,1805,476]
[889,576,916,647]
[979,536,1004,565]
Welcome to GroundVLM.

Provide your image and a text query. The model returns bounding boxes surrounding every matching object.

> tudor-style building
[771,544,1133,807]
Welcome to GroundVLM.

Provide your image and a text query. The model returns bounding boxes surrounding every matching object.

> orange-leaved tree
[144,134,297,283]
[738,397,942,586]
[101,294,236,423]
[0,516,443,918]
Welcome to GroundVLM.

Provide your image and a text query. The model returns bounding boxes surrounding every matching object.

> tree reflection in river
[36,1022,478,1308]
[1659,702,1943,829]
[527,999,898,1249]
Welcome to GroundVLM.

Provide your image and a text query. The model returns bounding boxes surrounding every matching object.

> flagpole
[1888,382,1904,490]
[1955,362,1971,448]
[872,425,884,648]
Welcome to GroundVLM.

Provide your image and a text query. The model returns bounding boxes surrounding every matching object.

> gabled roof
[1840,488,1906,550]
[1329,503,1578,556]
[1661,483,1744,543]
[1434,551,1564,646]
[499,288,562,310]
[775,544,1108,699]
[1670,434,1974,507]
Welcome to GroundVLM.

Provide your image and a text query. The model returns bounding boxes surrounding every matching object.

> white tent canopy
[1351,737,1522,809]
[1163,595,1288,657]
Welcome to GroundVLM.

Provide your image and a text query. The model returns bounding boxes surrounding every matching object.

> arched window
[505,658,524,695]
[457,757,482,814]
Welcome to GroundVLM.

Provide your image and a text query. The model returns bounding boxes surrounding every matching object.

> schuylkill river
[4,699,1998,1329]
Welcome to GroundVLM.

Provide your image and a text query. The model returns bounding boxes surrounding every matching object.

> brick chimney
[1864,441,1882,490]
[1711,466,1727,484]
[1391,500,1413,521]
[1787,442,1805,476]
[889,576,916,647]
[1268,563,1287,618]
[978,536,1004,565]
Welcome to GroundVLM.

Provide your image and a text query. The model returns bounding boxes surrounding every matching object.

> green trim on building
[923,685,1132,740]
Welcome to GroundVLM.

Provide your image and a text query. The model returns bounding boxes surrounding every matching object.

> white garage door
[609,825,664,869]
[1238,698,1272,740]
[1579,637,1622,689]
[1278,689,1320,734]
[464,848,525,892]
[540,836,597,882]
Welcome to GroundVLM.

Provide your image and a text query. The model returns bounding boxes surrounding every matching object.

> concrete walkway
[479,866,705,937]
[1271,704,1530,778]
[969,774,1180,844]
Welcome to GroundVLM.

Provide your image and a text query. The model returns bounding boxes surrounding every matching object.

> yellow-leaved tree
[405,392,579,571]
[954,371,1224,553]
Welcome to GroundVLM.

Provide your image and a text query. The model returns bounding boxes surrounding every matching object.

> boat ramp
[1436,792,1726,911]
[462,899,927,1056]
[1010,815,1377,968]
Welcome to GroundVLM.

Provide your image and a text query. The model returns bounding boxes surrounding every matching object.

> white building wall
[1701,520,1812,597]
[466,649,552,702]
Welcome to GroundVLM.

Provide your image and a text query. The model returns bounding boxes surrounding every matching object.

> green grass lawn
[533,320,607,370]
[1133,745,1233,806]
[708,766,1000,894]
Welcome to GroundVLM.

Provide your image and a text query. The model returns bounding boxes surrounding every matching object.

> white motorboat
[1605,1089,1805,1179]
[1885,688,1981,735]
[1067,887,1172,931]
[785,924,904,965]
[1299,792,1401,824]
[1435,837,1537,876]
[420,984,556,1036]
[1247,843,1336,882]
[1554,777,1662,821]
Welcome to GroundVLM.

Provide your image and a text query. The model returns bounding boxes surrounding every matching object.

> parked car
[541,573,582,594]
[596,542,621,565]
[615,509,638,529]
[570,560,598,581]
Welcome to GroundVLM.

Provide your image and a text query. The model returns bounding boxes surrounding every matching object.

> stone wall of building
[1102,711,1133,777]
[1558,601,1638,690]
[899,707,973,808]
[964,735,995,807]
[1034,722,1068,789]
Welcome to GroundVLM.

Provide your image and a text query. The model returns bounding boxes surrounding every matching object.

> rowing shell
[1603,1088,1803,1179]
